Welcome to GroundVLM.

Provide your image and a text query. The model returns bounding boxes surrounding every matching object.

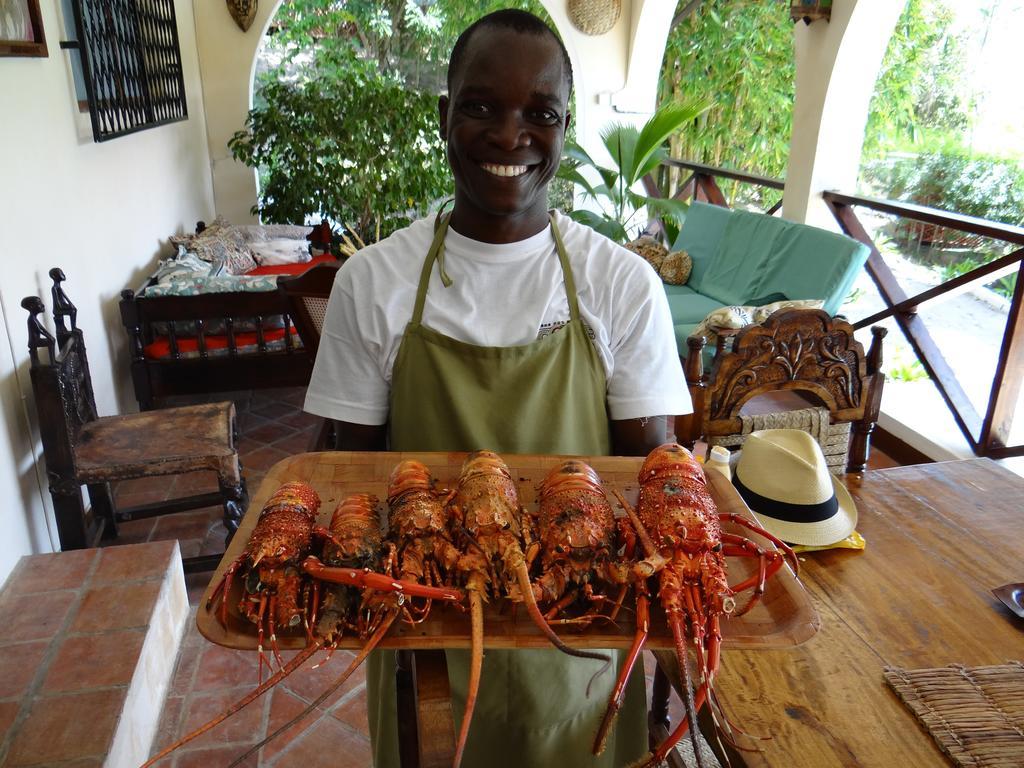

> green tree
[239,0,565,238]
[231,50,450,241]
[861,0,970,159]
[263,0,554,92]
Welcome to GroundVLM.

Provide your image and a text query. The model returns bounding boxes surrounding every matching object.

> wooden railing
[650,159,1024,459]
[649,158,786,214]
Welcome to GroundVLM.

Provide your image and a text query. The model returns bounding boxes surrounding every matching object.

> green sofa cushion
[671,201,868,314]
[755,221,869,316]
[663,284,725,354]
[662,202,870,363]
[672,202,731,291]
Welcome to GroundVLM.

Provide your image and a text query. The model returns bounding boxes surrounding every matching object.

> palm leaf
[567,209,624,242]
[556,167,600,198]
[562,140,598,168]
[644,196,690,230]
[631,98,714,185]
[600,124,640,188]
[561,140,619,191]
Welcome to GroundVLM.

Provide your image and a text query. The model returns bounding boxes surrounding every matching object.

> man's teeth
[481,163,528,177]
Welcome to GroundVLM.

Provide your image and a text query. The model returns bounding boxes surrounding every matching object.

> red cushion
[144,327,299,360]
[244,254,337,277]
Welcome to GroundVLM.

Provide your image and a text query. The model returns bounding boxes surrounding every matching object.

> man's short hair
[446,9,574,98]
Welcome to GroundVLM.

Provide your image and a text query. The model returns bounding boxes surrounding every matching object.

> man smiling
[305,9,690,767]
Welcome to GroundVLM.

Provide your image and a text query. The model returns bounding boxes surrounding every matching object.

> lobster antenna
[680,648,707,768]
[611,490,659,559]
[140,641,323,767]
[226,611,398,768]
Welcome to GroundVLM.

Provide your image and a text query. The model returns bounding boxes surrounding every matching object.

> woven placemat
[884,662,1024,767]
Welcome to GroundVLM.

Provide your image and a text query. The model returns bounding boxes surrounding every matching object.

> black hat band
[733,475,838,523]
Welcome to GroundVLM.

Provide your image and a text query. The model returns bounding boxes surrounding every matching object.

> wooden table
[715,458,1024,767]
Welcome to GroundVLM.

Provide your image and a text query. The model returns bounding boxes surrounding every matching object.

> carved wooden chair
[277,262,342,450]
[22,269,248,572]
[679,308,887,474]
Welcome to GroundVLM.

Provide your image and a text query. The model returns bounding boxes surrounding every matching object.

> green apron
[367,213,647,768]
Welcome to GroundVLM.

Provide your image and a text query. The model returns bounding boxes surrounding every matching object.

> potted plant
[556,98,713,245]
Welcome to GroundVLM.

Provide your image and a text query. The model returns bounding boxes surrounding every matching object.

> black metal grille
[69,0,188,142]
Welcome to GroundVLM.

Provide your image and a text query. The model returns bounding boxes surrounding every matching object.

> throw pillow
[152,248,214,284]
[659,250,692,285]
[250,238,312,267]
[752,299,824,323]
[170,220,258,276]
[231,224,313,243]
[624,236,668,272]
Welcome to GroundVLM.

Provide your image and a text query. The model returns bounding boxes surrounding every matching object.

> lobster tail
[454,589,486,768]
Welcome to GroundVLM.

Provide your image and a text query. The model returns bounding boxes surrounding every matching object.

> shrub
[230,50,450,243]
[862,139,1024,248]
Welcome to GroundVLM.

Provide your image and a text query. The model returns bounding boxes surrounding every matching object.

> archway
[190,0,675,222]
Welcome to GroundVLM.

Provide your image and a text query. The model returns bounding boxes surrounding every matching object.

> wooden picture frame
[0,0,47,57]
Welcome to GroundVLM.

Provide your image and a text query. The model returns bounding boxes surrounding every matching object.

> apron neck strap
[412,211,580,324]
[548,211,581,322]
[412,212,453,323]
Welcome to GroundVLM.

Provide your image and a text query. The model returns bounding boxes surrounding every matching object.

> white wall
[192,0,279,224]
[0,0,215,585]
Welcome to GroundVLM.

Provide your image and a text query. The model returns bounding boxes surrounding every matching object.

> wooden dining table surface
[718,457,1024,767]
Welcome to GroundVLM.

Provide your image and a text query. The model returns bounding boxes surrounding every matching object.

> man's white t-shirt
[304,211,691,425]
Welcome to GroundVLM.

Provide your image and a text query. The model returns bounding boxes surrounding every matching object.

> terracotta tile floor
[109,387,895,766]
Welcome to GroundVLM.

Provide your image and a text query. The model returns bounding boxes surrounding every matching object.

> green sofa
[663,201,870,355]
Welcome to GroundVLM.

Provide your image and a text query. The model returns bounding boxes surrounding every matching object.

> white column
[191,0,279,224]
[783,0,904,228]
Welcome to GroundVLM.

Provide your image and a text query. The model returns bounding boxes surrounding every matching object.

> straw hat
[732,429,857,546]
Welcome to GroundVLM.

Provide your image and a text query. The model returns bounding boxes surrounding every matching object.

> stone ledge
[0,541,188,767]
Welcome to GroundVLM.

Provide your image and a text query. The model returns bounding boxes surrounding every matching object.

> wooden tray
[198,451,819,651]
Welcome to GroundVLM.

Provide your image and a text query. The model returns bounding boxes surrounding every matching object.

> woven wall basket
[568,0,621,36]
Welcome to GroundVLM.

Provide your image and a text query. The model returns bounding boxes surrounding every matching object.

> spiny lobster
[532,459,634,627]
[207,480,321,675]
[447,450,610,768]
[305,492,392,643]
[607,443,798,768]
[384,459,462,622]
[222,469,465,768]
[146,481,327,767]
[145,489,460,768]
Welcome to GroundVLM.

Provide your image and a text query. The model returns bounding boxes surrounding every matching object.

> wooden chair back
[23,281,101,480]
[277,262,343,450]
[680,308,887,473]
[277,262,342,357]
[23,270,248,565]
